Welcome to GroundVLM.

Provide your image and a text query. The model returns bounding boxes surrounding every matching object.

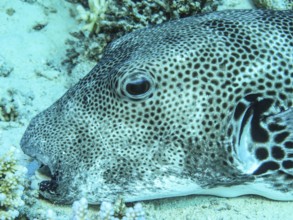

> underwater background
[0,0,292,219]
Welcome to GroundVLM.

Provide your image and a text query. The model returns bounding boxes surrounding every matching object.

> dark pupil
[126,77,150,95]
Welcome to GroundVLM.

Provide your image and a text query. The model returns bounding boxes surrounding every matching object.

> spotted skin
[21,10,293,204]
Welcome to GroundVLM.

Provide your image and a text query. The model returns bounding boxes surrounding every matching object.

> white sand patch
[218,0,255,10]
[0,0,78,156]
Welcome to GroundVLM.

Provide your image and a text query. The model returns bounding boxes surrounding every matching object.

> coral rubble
[0,148,27,220]
[63,0,219,74]
[253,0,293,9]
[44,197,146,219]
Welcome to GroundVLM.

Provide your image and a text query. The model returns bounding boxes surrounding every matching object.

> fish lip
[36,163,62,198]
[20,131,33,157]
[21,123,62,196]
[21,132,58,189]
[21,126,54,173]
[26,158,60,197]
[20,127,39,159]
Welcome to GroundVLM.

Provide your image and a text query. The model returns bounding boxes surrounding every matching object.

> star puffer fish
[20,10,293,204]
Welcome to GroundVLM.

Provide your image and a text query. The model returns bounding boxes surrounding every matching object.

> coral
[46,210,58,220]
[0,90,20,122]
[0,148,27,220]
[0,56,13,78]
[123,203,145,220]
[90,197,146,220]
[72,197,89,220]
[17,174,40,219]
[0,89,34,124]
[98,201,114,219]
[253,0,293,9]
[62,31,109,75]
[67,0,89,8]
[76,0,219,35]
[45,197,146,219]
[76,0,109,33]
[63,0,219,73]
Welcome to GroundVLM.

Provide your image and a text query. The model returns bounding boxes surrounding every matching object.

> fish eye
[121,73,154,100]
[126,77,150,95]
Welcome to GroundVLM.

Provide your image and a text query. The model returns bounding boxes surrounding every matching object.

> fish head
[21,18,217,203]
[20,10,293,203]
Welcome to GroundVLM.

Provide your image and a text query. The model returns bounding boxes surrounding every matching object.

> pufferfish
[20,9,292,204]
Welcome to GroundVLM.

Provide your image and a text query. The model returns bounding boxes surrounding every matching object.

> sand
[0,0,291,219]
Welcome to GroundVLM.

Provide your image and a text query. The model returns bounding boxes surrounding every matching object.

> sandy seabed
[0,0,291,219]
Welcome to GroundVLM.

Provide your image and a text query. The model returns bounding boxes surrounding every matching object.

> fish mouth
[37,163,54,180]
[36,163,61,199]
[28,160,59,195]
[21,122,60,195]
[22,138,53,175]
[22,142,59,194]
[29,158,75,203]
[21,132,74,203]
[22,122,60,190]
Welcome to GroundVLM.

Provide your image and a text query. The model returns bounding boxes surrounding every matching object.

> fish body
[21,10,293,204]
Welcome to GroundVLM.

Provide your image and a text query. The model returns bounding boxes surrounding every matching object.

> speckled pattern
[21,10,292,204]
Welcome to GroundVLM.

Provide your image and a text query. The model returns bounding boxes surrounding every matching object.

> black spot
[235,88,242,94]
[233,102,246,121]
[265,81,273,88]
[255,147,269,160]
[250,98,273,143]
[211,79,219,85]
[284,141,293,149]
[284,78,291,85]
[274,132,290,143]
[253,161,279,175]
[250,117,269,143]
[282,160,293,169]
[268,123,286,132]
[207,97,213,104]
[267,90,276,96]
[244,88,253,94]
[279,93,287,100]
[227,125,233,137]
[243,45,251,53]
[244,93,262,102]
[265,73,274,80]
[82,95,88,105]
[33,23,47,31]
[284,173,293,181]
[229,156,234,163]
[222,160,228,166]
[271,146,285,160]
[274,82,282,89]
[254,98,274,114]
